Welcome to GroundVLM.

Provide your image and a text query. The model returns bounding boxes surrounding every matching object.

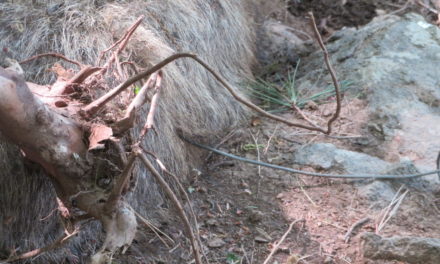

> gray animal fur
[0,0,255,262]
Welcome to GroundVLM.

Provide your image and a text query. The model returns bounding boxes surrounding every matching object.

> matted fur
[0,0,255,263]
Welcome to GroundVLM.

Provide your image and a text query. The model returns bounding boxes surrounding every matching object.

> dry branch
[137,152,202,264]
[114,71,162,135]
[143,151,208,263]
[82,53,194,117]
[308,12,342,134]
[262,219,304,264]
[416,0,440,14]
[98,15,145,76]
[344,217,371,243]
[291,103,321,130]
[0,67,138,264]
[85,50,342,134]
[2,228,79,263]
[19,52,82,67]
[138,71,163,141]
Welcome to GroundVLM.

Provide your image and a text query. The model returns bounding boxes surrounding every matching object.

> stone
[207,237,226,248]
[256,19,308,67]
[291,143,439,202]
[362,232,440,264]
[357,180,396,204]
[292,143,389,174]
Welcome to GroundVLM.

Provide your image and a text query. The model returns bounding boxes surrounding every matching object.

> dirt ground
[177,97,440,264]
[118,1,440,263]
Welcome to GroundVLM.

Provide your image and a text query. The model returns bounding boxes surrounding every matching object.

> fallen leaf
[88,124,113,150]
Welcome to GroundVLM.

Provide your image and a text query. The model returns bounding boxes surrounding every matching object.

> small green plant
[134,85,141,95]
[248,60,352,112]
[226,253,240,264]
[242,143,265,151]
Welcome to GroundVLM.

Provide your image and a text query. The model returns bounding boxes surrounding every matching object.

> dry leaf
[88,124,113,150]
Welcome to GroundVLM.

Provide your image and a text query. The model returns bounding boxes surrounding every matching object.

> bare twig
[308,12,342,134]
[97,16,145,70]
[262,219,304,264]
[131,207,174,248]
[384,0,411,17]
[126,73,156,112]
[140,149,208,263]
[67,66,103,85]
[263,125,278,155]
[376,186,408,234]
[120,61,140,69]
[84,52,340,134]
[19,52,82,67]
[344,217,371,243]
[49,66,103,96]
[161,165,209,264]
[188,55,335,133]
[250,131,262,196]
[83,53,191,117]
[205,129,237,161]
[137,152,202,264]
[113,72,159,135]
[291,103,322,130]
[138,71,163,141]
[298,179,317,207]
[2,228,79,263]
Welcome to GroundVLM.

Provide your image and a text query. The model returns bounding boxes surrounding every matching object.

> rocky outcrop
[296,13,440,169]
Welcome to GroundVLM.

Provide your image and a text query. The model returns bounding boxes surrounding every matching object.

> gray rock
[207,237,226,248]
[256,19,307,66]
[293,143,389,174]
[292,143,439,202]
[357,180,396,203]
[296,13,440,168]
[362,232,440,264]
[358,158,437,203]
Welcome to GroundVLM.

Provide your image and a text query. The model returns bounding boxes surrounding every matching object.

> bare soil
[180,97,440,264]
